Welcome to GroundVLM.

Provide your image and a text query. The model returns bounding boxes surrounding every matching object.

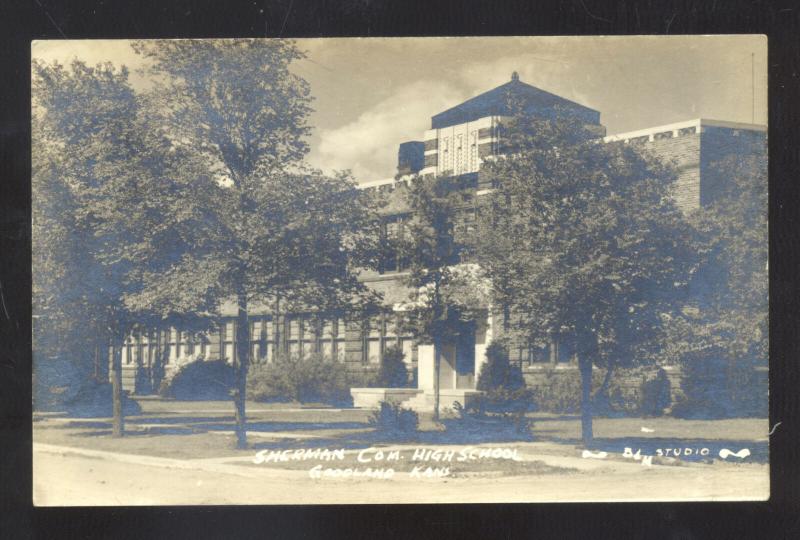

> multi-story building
[115,74,766,411]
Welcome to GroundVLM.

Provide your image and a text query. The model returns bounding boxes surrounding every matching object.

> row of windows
[119,315,417,366]
[220,318,348,364]
[439,130,481,176]
[121,330,209,365]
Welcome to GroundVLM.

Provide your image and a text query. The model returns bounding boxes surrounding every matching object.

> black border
[2,1,798,538]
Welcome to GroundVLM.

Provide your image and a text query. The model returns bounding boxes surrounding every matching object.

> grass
[34,398,770,465]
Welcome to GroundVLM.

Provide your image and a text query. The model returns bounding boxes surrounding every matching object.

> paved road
[33,443,769,505]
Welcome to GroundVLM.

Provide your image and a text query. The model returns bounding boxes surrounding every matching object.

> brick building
[115,75,766,410]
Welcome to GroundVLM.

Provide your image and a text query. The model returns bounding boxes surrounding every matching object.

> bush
[529,371,585,414]
[672,350,766,419]
[65,382,142,418]
[476,340,526,393]
[246,352,352,406]
[476,340,532,410]
[158,358,235,400]
[376,345,410,388]
[34,356,89,412]
[369,401,419,439]
[530,367,671,416]
[639,368,672,417]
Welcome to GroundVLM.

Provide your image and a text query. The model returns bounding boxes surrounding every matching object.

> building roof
[430,72,600,130]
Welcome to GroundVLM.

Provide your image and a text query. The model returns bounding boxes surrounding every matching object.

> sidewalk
[33,439,674,477]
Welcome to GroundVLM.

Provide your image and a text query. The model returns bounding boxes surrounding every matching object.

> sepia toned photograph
[31,36,768,505]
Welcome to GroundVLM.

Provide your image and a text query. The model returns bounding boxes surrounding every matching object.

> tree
[131,39,380,448]
[397,175,483,421]
[476,113,698,445]
[32,60,150,435]
[661,150,767,417]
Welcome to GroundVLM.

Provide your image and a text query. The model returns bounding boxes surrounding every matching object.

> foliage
[157,359,235,400]
[473,340,533,417]
[396,174,482,420]
[671,349,767,419]
[658,153,767,416]
[368,401,419,439]
[527,367,671,416]
[375,345,410,388]
[65,382,142,418]
[33,356,88,412]
[128,40,383,447]
[246,353,353,406]
[638,368,672,417]
[527,372,588,414]
[474,111,699,443]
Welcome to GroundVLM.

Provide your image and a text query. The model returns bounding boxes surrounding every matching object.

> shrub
[528,371,585,414]
[158,358,235,400]
[65,382,142,418]
[530,367,671,416]
[246,352,352,406]
[477,340,526,393]
[639,368,672,417]
[369,401,419,439]
[376,345,410,388]
[469,340,534,429]
[672,350,766,419]
[34,356,88,412]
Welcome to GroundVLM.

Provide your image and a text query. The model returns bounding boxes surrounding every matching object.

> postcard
[32,36,768,505]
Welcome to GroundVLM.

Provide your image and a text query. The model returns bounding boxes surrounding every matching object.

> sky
[32,36,767,183]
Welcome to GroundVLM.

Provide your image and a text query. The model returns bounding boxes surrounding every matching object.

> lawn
[33,397,770,465]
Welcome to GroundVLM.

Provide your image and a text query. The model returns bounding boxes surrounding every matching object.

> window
[365,319,382,363]
[320,319,334,359]
[123,334,136,365]
[222,322,235,364]
[380,217,408,274]
[527,343,550,364]
[363,314,415,365]
[470,131,478,170]
[456,134,463,174]
[195,332,208,358]
[288,318,300,357]
[336,318,347,362]
[169,328,179,363]
[302,319,317,358]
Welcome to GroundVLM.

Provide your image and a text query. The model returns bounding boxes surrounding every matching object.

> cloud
[309,79,471,182]
[308,50,594,182]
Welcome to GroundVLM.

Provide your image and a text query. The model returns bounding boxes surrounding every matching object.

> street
[33,442,769,505]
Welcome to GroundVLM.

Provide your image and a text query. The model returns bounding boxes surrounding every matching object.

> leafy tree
[397,175,483,421]
[661,151,767,416]
[131,39,380,448]
[476,113,698,445]
[33,60,152,435]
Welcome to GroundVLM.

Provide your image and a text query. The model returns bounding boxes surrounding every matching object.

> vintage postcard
[32,36,768,505]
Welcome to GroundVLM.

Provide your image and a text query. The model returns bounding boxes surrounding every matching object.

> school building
[114,74,766,411]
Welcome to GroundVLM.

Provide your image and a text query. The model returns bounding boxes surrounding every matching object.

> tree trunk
[233,290,250,449]
[432,335,441,422]
[110,338,124,437]
[578,354,593,446]
[592,363,615,412]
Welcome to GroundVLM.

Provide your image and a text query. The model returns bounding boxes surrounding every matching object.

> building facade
[114,74,767,411]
